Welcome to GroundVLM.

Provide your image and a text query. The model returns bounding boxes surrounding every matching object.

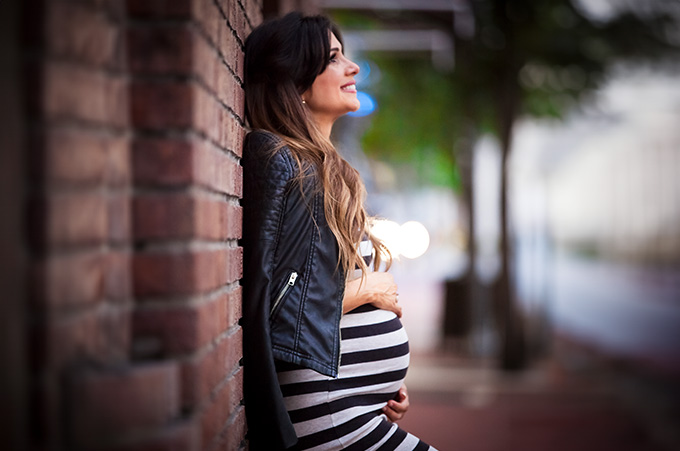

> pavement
[398,352,679,451]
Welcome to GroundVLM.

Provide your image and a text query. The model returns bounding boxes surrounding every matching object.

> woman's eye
[329,53,338,62]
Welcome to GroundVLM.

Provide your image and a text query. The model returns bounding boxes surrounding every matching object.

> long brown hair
[244,12,390,279]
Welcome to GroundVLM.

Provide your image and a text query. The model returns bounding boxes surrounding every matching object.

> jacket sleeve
[240,131,299,450]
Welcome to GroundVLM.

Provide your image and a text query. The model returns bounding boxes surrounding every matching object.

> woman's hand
[383,384,409,422]
[365,272,401,317]
[343,272,401,317]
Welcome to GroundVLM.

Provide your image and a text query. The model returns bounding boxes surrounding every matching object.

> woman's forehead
[329,33,342,50]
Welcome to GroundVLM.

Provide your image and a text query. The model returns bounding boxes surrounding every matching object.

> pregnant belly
[333,306,411,445]
[276,305,410,448]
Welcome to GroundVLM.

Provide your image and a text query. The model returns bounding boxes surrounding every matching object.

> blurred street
[389,246,680,451]
[400,353,676,451]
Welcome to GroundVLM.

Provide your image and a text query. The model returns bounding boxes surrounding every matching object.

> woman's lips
[341,83,357,92]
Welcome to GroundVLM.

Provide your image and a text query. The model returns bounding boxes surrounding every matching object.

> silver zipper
[270,271,298,316]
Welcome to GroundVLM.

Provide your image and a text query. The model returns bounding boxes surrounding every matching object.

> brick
[182,329,242,407]
[192,31,221,95]
[33,129,129,187]
[194,139,243,196]
[218,22,243,82]
[200,368,243,448]
[128,24,193,75]
[193,73,243,131]
[126,0,192,19]
[133,248,241,297]
[133,251,194,297]
[32,251,105,311]
[99,305,131,364]
[198,292,227,345]
[106,136,131,186]
[192,0,221,51]
[204,330,242,398]
[43,62,127,127]
[43,129,107,185]
[227,2,249,46]
[192,87,221,144]
[180,360,200,410]
[108,77,129,128]
[133,193,242,241]
[130,81,192,130]
[134,286,241,356]
[69,362,180,448]
[224,286,242,329]
[46,1,120,68]
[38,306,128,368]
[243,0,263,32]
[108,193,131,243]
[133,136,243,193]
[45,192,108,247]
[133,137,193,187]
[196,247,242,288]
[133,304,199,355]
[224,113,245,157]
[133,194,194,240]
[135,194,240,241]
[197,288,241,349]
[216,405,246,451]
[196,200,242,241]
[106,251,132,301]
[42,307,101,368]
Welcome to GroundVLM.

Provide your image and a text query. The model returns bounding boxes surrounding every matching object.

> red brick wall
[20,0,262,449]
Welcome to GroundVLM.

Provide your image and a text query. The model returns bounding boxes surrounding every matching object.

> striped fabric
[275,242,437,450]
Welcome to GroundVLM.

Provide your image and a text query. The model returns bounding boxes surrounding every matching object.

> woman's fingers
[383,385,410,421]
[363,271,403,316]
[373,291,402,317]
[393,301,403,317]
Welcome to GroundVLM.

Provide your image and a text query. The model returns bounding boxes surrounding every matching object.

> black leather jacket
[241,130,345,450]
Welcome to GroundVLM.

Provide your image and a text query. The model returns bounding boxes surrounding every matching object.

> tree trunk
[454,122,479,355]
[497,83,526,371]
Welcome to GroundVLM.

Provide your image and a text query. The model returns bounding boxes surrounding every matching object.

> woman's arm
[343,271,402,317]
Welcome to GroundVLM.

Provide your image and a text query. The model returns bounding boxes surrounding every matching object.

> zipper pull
[270,271,299,317]
[287,272,298,286]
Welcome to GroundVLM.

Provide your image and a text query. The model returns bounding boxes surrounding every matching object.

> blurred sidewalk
[400,352,677,451]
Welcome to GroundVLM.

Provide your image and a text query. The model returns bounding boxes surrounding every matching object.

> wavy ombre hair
[244,12,390,279]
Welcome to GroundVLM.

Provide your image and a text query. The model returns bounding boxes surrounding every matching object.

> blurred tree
[333,0,679,369]
[456,0,679,370]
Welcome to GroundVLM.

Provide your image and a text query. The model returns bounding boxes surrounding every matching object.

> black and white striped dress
[275,241,436,450]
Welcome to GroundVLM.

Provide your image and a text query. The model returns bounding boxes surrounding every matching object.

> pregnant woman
[241,12,437,451]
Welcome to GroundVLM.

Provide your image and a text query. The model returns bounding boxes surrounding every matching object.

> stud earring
[302,99,306,104]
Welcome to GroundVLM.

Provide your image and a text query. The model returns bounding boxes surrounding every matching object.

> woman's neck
[319,122,333,140]
[310,113,334,140]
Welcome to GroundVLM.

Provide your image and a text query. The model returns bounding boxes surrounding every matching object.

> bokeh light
[399,221,430,259]
[371,219,430,259]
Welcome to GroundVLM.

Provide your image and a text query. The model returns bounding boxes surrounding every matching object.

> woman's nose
[346,59,359,75]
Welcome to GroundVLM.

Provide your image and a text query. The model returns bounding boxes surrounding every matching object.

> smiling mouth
[341,84,356,92]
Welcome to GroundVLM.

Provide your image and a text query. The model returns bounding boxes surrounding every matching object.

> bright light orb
[370,220,430,260]
[399,221,430,259]
[370,220,401,257]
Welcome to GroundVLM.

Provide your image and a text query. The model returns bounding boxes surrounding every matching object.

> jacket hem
[272,346,338,378]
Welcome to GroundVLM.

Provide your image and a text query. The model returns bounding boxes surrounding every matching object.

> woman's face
[302,33,360,129]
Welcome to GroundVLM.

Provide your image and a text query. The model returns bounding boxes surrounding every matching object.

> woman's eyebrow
[330,47,341,53]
